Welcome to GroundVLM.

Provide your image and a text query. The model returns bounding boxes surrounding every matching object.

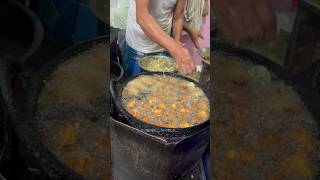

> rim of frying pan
[14,36,109,180]
[5,0,44,63]
[212,40,320,177]
[110,72,210,135]
[111,61,124,82]
[212,40,297,82]
[212,40,320,117]
[0,61,12,171]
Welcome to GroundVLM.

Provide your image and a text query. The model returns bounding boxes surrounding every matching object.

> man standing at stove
[124,0,196,76]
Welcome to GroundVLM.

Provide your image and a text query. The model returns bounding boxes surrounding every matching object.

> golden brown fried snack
[224,149,241,161]
[222,145,255,162]
[278,153,312,178]
[239,146,255,162]
[63,153,97,175]
[267,169,289,180]
[258,129,284,150]
[289,126,317,155]
[98,128,110,150]
[101,175,110,180]
[214,168,244,180]
[282,104,305,118]
[231,108,254,126]
[54,126,80,147]
[224,128,242,145]
[122,75,209,128]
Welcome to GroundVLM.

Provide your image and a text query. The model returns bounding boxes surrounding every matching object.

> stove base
[112,160,206,180]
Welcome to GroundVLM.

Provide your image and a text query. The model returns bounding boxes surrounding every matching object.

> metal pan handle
[110,79,120,102]
[112,61,125,82]
[110,79,128,119]
[295,61,320,92]
[0,56,19,119]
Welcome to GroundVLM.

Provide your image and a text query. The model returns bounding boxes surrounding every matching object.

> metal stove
[109,114,209,180]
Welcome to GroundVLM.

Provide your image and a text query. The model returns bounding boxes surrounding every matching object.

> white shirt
[126,0,177,53]
[110,0,129,29]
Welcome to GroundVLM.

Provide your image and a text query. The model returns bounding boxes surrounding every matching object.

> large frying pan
[212,41,320,124]
[1,36,111,180]
[212,40,320,179]
[110,72,211,138]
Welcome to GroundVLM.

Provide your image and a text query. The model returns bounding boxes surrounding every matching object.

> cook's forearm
[183,22,192,35]
[172,0,187,42]
[173,18,184,42]
[137,13,176,53]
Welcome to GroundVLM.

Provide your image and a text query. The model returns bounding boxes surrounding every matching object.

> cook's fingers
[178,60,186,74]
[185,63,193,75]
[195,41,200,49]
[187,61,196,75]
[199,33,204,39]
[177,61,184,73]
[181,63,188,75]
[185,59,194,75]
[176,41,185,47]
[189,60,196,72]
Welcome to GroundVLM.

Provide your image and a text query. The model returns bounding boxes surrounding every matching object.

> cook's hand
[189,27,204,48]
[203,0,209,16]
[214,0,277,43]
[175,40,185,47]
[170,43,195,75]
